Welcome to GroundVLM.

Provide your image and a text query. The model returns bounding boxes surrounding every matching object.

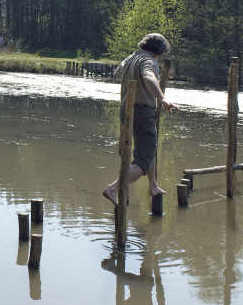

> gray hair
[138,33,171,55]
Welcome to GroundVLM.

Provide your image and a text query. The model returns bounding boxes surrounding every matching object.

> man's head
[138,33,171,56]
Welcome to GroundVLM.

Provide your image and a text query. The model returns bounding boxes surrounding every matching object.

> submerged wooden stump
[31,200,43,224]
[177,184,188,208]
[183,174,193,191]
[152,193,163,216]
[18,213,29,241]
[28,234,43,269]
[180,179,191,195]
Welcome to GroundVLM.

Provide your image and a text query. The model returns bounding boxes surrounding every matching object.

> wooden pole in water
[152,59,171,216]
[183,173,193,191]
[180,178,191,195]
[28,234,43,269]
[31,200,43,224]
[18,213,29,241]
[177,184,188,208]
[116,80,136,250]
[226,57,239,198]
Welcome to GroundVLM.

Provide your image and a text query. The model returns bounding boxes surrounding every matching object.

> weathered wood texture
[18,213,29,241]
[116,80,136,250]
[226,57,239,198]
[31,200,43,224]
[28,234,43,269]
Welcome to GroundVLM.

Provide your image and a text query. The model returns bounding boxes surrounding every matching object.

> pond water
[1,72,243,305]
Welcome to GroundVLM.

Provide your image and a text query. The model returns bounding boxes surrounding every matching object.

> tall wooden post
[226,57,239,198]
[116,80,136,251]
[152,59,171,215]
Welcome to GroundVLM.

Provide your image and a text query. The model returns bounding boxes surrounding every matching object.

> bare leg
[147,159,166,196]
[103,164,143,206]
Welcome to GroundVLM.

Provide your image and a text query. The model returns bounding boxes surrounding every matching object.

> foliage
[107,0,185,60]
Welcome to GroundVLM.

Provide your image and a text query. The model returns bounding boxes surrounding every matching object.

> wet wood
[31,199,43,224]
[226,57,239,198]
[116,80,136,250]
[28,234,43,269]
[177,184,188,208]
[152,193,163,216]
[183,173,193,191]
[18,213,29,241]
[180,178,191,194]
[17,240,29,265]
[184,163,243,175]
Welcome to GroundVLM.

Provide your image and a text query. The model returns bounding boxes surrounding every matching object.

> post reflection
[16,241,29,265]
[102,218,165,305]
[224,201,237,305]
[28,268,41,300]
[16,223,43,300]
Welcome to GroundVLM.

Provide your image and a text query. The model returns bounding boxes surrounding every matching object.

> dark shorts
[132,104,157,174]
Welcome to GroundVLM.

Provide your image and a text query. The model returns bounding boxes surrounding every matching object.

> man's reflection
[102,218,165,305]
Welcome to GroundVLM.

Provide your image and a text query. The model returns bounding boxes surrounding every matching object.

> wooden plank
[184,163,243,176]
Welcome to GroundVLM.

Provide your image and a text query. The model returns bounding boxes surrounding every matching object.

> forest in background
[0,0,242,87]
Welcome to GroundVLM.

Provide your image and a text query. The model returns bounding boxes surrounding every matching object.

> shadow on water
[1,91,243,304]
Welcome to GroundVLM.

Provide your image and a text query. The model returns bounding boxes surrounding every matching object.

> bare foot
[103,187,118,206]
[150,184,167,196]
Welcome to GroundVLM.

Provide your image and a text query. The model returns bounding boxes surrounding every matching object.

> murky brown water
[1,72,243,305]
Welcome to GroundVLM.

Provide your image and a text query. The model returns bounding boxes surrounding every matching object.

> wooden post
[226,57,239,198]
[181,178,191,194]
[152,193,163,216]
[28,234,43,269]
[116,80,137,251]
[183,173,193,191]
[18,213,29,241]
[151,59,171,216]
[177,184,188,208]
[31,200,43,224]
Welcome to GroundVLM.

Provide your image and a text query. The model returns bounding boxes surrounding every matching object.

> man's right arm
[142,63,177,111]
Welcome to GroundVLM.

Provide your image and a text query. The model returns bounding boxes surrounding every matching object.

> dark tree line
[0,0,123,56]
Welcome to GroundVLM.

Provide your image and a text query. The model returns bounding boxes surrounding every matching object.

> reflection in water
[224,202,237,305]
[102,218,166,305]
[1,90,243,304]
[16,241,29,265]
[28,268,41,300]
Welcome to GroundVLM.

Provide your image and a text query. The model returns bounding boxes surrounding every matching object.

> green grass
[0,50,119,74]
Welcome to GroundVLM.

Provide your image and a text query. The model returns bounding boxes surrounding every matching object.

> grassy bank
[0,50,118,75]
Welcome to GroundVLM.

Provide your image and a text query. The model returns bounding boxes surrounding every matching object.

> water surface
[1,72,243,305]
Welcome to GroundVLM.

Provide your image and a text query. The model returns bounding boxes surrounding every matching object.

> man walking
[103,33,177,206]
